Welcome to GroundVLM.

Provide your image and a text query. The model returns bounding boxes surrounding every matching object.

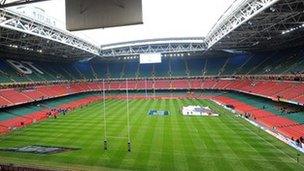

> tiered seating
[201,80,217,89]
[0,79,303,108]
[225,79,251,90]
[212,80,232,89]
[154,59,169,77]
[109,81,121,90]
[69,84,86,93]
[235,54,264,75]
[295,95,304,104]
[0,60,30,83]
[37,85,69,97]
[187,58,204,76]
[124,62,138,78]
[221,55,248,75]
[74,62,96,80]
[0,68,13,83]
[272,53,303,74]
[170,58,186,76]
[120,80,137,90]
[260,82,293,97]
[286,56,304,74]
[154,80,170,89]
[199,79,304,104]
[279,83,304,100]
[0,89,31,105]
[21,89,45,100]
[241,81,277,96]
[108,62,124,78]
[65,65,83,80]
[1,47,304,83]
[0,95,101,134]
[189,79,202,89]
[35,61,64,81]
[283,112,304,124]
[214,96,304,140]
[138,64,153,78]
[171,79,189,89]
[0,47,304,141]
[0,83,101,108]
[91,49,304,78]
[92,62,107,78]
[136,80,154,89]
[205,57,227,75]
[0,96,11,108]
[86,82,101,90]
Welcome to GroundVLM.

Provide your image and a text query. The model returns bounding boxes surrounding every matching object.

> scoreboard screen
[139,53,162,64]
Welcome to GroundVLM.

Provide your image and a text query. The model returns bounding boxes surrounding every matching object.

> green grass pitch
[0,99,303,170]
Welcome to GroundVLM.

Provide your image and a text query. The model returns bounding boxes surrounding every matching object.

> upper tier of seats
[0,47,304,84]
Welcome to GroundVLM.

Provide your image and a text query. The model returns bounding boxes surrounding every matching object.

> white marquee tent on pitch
[182,106,219,116]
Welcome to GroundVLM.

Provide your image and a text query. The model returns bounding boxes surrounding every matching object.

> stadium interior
[0,0,304,170]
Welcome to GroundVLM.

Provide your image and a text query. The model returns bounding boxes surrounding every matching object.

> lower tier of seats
[212,95,304,141]
[0,94,101,134]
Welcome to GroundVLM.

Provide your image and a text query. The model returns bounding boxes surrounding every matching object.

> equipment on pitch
[182,105,219,116]
[103,79,107,151]
[102,78,132,152]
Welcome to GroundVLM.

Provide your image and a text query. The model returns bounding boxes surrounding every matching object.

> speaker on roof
[66,0,143,31]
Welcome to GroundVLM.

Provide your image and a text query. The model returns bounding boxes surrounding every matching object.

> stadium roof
[100,0,304,56]
[1,0,304,59]
[206,0,304,51]
[0,8,100,60]
[0,0,48,8]
[100,37,206,57]
[2,0,233,45]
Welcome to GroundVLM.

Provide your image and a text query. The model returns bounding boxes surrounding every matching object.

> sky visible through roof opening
[22,0,235,45]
